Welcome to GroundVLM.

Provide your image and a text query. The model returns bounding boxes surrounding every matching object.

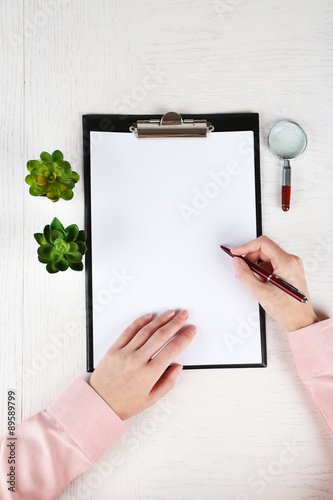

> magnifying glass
[268,121,307,212]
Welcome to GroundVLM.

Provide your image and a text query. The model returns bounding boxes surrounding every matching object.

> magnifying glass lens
[268,122,307,159]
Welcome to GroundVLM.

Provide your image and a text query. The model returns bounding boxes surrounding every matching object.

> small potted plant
[35,218,87,273]
[25,150,79,202]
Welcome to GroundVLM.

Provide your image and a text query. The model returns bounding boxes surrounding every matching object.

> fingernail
[143,313,152,319]
[179,309,189,319]
[165,309,175,317]
[188,325,197,334]
[175,365,183,375]
[232,257,241,269]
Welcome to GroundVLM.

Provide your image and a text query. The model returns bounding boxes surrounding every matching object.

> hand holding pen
[221,245,308,303]
[223,236,319,332]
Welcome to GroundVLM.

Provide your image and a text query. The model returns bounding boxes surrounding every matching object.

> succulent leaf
[62,171,73,179]
[59,160,71,174]
[37,166,48,175]
[61,188,73,201]
[65,224,79,242]
[31,159,40,167]
[67,242,79,254]
[50,218,64,231]
[40,152,52,161]
[38,244,53,259]
[47,163,57,176]
[29,186,39,196]
[27,159,40,171]
[46,189,59,201]
[77,241,87,255]
[60,178,75,188]
[46,262,59,274]
[35,183,50,193]
[77,230,86,242]
[34,233,47,245]
[54,167,64,177]
[71,171,80,183]
[48,180,62,190]
[66,251,82,262]
[50,229,66,244]
[50,250,64,263]
[52,150,64,162]
[25,175,33,185]
[59,184,68,194]
[43,225,51,243]
[55,259,70,271]
[69,261,84,271]
[38,255,50,264]
[36,175,48,186]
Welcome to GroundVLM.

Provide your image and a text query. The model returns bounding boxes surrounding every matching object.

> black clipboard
[83,112,266,372]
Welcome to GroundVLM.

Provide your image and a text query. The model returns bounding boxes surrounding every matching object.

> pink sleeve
[0,377,126,499]
[288,318,333,434]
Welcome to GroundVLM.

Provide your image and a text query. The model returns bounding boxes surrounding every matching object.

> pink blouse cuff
[47,377,127,463]
[287,318,333,383]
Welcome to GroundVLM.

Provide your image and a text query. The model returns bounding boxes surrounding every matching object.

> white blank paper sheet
[90,131,264,368]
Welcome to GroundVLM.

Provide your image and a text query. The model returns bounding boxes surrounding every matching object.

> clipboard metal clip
[130,112,214,138]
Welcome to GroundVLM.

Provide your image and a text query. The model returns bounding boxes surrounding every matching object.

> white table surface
[1,1,333,499]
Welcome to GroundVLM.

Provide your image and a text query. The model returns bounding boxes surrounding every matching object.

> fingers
[147,364,183,407]
[232,235,275,257]
[127,309,176,350]
[150,325,197,376]
[111,313,153,349]
[239,250,261,263]
[232,235,292,268]
[140,309,191,359]
[233,257,268,302]
[237,252,273,275]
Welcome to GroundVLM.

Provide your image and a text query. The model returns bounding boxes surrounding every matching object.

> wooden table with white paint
[1,1,333,499]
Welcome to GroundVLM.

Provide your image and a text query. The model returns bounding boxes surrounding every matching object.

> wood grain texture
[0,0,24,434]
[1,0,333,498]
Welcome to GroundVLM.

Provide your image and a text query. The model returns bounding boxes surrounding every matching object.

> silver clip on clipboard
[130,111,214,138]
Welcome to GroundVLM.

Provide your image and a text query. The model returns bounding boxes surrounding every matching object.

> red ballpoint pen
[220,245,308,303]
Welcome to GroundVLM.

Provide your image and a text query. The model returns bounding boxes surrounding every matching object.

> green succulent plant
[34,218,87,274]
[25,150,79,202]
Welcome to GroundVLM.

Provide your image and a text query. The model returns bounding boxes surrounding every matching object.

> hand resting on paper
[231,235,319,332]
[89,309,196,420]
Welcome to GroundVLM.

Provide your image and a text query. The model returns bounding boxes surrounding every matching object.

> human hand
[231,236,319,331]
[89,309,196,420]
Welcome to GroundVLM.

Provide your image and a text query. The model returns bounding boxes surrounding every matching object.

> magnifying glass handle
[282,160,291,212]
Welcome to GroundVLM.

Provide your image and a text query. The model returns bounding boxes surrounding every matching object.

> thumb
[233,257,267,300]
